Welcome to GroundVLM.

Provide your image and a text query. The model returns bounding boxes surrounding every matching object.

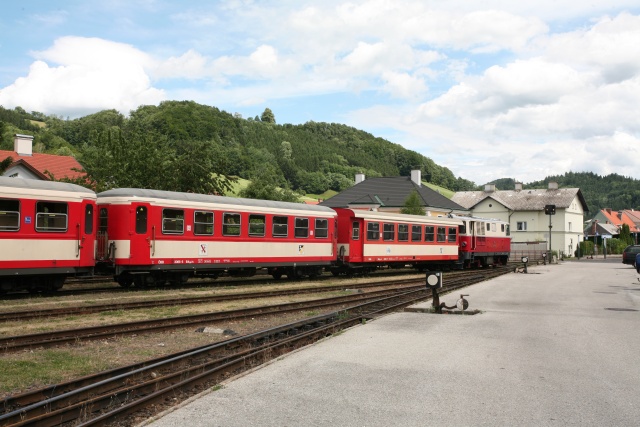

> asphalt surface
[143,258,640,426]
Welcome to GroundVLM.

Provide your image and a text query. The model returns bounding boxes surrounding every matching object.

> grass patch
[0,350,109,394]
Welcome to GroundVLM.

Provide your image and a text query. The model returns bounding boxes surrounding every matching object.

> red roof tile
[0,150,85,180]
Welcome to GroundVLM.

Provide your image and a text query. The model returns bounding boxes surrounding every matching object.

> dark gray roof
[452,188,589,212]
[0,176,95,195]
[98,188,336,214]
[319,176,467,212]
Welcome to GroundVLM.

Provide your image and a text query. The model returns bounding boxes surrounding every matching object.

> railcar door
[348,219,363,262]
[77,200,96,267]
[129,203,153,265]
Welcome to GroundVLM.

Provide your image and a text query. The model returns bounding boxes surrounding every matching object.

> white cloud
[0,37,164,117]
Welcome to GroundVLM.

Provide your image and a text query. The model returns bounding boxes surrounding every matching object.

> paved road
[143,260,640,426]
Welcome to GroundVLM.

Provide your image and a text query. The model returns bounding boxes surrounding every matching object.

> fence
[510,241,548,263]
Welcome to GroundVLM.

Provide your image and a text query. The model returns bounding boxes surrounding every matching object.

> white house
[452,182,588,257]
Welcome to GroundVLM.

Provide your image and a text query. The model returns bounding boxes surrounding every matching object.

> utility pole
[545,204,556,260]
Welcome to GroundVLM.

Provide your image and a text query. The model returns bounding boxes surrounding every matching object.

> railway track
[0,267,511,426]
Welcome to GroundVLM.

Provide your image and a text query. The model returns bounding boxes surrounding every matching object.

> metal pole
[548,214,552,261]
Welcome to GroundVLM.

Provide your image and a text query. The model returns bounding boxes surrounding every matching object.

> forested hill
[489,174,640,214]
[0,102,475,196]
[1,102,639,215]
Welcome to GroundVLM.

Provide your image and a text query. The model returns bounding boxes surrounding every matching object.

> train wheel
[271,272,283,280]
[117,275,134,288]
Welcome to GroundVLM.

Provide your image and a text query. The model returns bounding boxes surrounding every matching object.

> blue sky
[1,1,640,185]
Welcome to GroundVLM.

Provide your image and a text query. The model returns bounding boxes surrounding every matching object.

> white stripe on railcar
[0,239,81,261]
[363,243,458,257]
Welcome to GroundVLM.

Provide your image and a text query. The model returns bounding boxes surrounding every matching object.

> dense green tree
[401,190,425,215]
[0,156,13,174]
[261,108,275,124]
[619,224,633,246]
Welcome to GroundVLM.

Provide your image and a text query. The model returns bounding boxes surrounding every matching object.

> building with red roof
[0,134,85,181]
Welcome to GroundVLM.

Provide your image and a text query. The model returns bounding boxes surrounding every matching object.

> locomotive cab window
[367,222,380,241]
[223,213,241,236]
[136,206,147,234]
[352,221,360,240]
[194,211,214,235]
[411,225,422,241]
[383,223,395,241]
[84,204,94,234]
[315,218,328,238]
[273,216,288,237]
[0,199,20,231]
[448,227,457,243]
[249,214,266,237]
[295,217,309,238]
[425,226,435,242]
[459,221,467,235]
[36,201,68,232]
[163,209,184,234]
[436,226,446,242]
[398,224,409,242]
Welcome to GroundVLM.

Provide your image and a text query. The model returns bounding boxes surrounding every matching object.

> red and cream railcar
[454,215,510,268]
[96,188,337,287]
[0,177,97,293]
[331,208,464,274]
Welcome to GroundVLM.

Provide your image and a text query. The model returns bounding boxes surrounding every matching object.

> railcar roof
[0,176,95,195]
[97,188,336,214]
[339,208,463,225]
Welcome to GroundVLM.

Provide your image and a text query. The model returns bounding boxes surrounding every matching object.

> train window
[367,222,380,240]
[448,227,457,243]
[411,225,422,241]
[501,224,505,232]
[425,226,435,242]
[0,199,20,231]
[162,209,184,234]
[194,211,214,235]
[84,204,94,235]
[506,224,510,236]
[35,201,68,232]
[249,214,266,237]
[436,226,446,242]
[383,223,395,241]
[486,223,490,232]
[315,218,328,238]
[223,213,241,236]
[136,206,147,234]
[295,218,309,238]
[398,224,409,241]
[459,221,467,234]
[352,221,360,240]
[491,223,496,232]
[273,216,288,237]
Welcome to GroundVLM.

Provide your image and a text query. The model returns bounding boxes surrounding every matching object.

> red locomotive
[452,215,511,268]
[0,177,97,293]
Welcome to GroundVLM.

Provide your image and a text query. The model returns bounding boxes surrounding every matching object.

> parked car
[622,245,640,266]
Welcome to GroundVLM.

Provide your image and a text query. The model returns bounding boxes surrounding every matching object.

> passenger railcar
[95,188,338,286]
[0,177,97,293]
[331,208,465,275]
[455,215,510,268]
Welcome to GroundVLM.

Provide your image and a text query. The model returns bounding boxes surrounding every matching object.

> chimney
[14,134,34,156]
[548,181,558,190]
[484,184,496,192]
[515,182,522,191]
[355,173,365,184]
[411,169,421,187]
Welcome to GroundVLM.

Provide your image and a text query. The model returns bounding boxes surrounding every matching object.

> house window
[568,222,572,232]
[517,222,527,231]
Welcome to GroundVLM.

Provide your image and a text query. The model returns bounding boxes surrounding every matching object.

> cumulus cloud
[0,37,164,117]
